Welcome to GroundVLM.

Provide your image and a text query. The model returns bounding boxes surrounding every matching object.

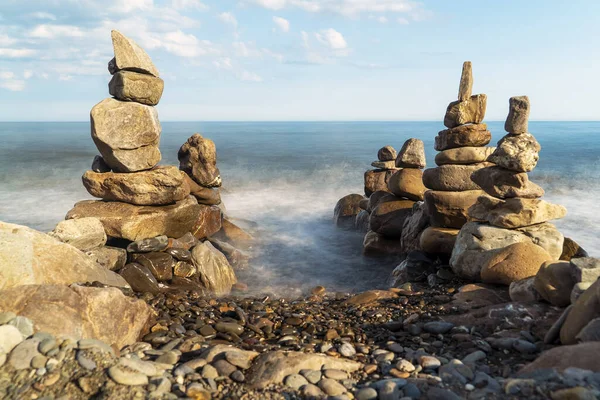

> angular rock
[369,199,415,238]
[450,222,563,281]
[435,124,491,151]
[387,169,426,201]
[131,252,175,281]
[48,217,107,251]
[488,133,540,173]
[334,194,365,229]
[109,70,164,106]
[424,190,486,229]
[127,235,169,253]
[213,218,254,249]
[423,163,491,191]
[184,175,221,206]
[111,30,159,77]
[560,238,589,261]
[371,160,396,169]
[191,205,222,240]
[82,166,190,206]
[519,342,600,373]
[120,263,161,294]
[91,98,161,173]
[458,61,473,102]
[377,145,396,162]
[85,246,127,271]
[444,94,487,128]
[570,257,600,284]
[400,202,429,253]
[435,146,495,166]
[355,210,370,233]
[0,284,153,348]
[534,261,575,307]
[469,196,567,228]
[191,241,237,296]
[561,279,600,344]
[173,261,196,278]
[364,169,394,197]
[505,96,530,134]
[396,138,426,169]
[66,196,201,241]
[510,277,542,303]
[0,221,126,290]
[208,238,250,270]
[363,231,403,257]
[420,227,459,255]
[178,134,221,188]
[471,166,544,199]
[480,242,553,285]
[92,155,110,173]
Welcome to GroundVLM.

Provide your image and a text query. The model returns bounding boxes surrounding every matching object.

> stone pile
[62,30,249,296]
[451,95,567,285]
[364,145,399,196]
[421,61,494,257]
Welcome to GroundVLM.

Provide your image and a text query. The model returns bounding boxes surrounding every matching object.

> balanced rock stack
[363,139,427,256]
[450,95,567,285]
[65,31,242,295]
[420,61,493,256]
[364,145,399,196]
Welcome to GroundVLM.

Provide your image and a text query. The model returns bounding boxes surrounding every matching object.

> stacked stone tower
[420,61,494,255]
[364,145,398,196]
[450,96,567,285]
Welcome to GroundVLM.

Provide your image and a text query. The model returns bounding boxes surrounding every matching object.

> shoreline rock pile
[364,145,399,196]
[421,61,493,257]
[450,95,567,285]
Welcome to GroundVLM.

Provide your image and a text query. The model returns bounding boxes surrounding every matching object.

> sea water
[0,121,598,294]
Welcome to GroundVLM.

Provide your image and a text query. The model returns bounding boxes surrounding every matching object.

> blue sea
[0,121,598,294]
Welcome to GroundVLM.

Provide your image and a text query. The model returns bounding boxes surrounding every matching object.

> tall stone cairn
[450,96,567,286]
[420,61,493,255]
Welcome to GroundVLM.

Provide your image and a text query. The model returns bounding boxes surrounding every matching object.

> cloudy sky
[0,0,599,121]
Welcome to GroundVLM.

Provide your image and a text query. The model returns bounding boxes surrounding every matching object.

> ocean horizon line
[1,120,600,124]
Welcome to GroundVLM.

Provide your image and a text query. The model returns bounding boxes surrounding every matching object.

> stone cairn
[420,61,494,256]
[65,30,252,296]
[450,95,568,286]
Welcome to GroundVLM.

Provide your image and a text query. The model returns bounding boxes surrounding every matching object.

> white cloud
[369,15,388,23]
[239,70,262,82]
[171,0,208,10]
[29,12,57,20]
[109,0,154,13]
[0,48,37,58]
[273,16,290,32]
[23,70,33,79]
[0,72,15,80]
[143,29,219,58]
[28,24,85,39]
[0,34,16,46]
[315,28,347,50]
[0,71,25,91]
[218,12,238,28]
[59,74,73,81]
[248,0,421,17]
[397,17,409,24]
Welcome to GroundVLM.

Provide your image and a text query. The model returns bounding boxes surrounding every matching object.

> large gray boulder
[109,71,164,106]
[0,221,127,290]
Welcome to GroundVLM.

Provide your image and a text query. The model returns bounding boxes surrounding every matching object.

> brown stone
[509,277,543,303]
[364,169,394,197]
[66,196,201,241]
[344,290,398,305]
[519,342,600,374]
[387,169,426,201]
[358,199,369,210]
[131,252,174,282]
[444,94,487,128]
[534,261,575,307]
[435,146,495,165]
[109,71,164,106]
[561,279,600,345]
[395,138,426,169]
[369,199,415,238]
[488,133,540,173]
[420,227,459,254]
[471,166,544,199]
[400,202,429,253]
[458,61,473,102]
[191,205,222,240]
[85,246,127,271]
[480,242,553,285]
[367,191,392,212]
[120,263,161,294]
[377,145,396,161]
[371,160,397,169]
[184,174,221,206]
[191,241,237,296]
[173,261,196,278]
[424,190,486,229]
[363,231,403,257]
[111,30,159,77]
[469,196,567,228]
[178,134,221,188]
[435,124,491,151]
[560,237,589,261]
[0,284,154,349]
[423,163,490,191]
[333,194,365,229]
[0,221,127,290]
[505,96,530,134]
[213,218,254,250]
[82,166,190,206]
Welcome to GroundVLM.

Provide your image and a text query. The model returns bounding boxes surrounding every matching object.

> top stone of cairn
[504,95,530,134]
[458,61,473,102]
[109,30,160,77]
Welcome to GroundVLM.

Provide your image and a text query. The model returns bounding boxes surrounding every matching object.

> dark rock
[131,252,174,281]
[119,263,161,294]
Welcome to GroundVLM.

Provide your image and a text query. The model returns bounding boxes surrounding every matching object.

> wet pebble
[215,322,244,336]
[419,355,441,370]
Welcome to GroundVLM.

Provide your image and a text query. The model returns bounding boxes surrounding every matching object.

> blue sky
[0,0,599,121]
